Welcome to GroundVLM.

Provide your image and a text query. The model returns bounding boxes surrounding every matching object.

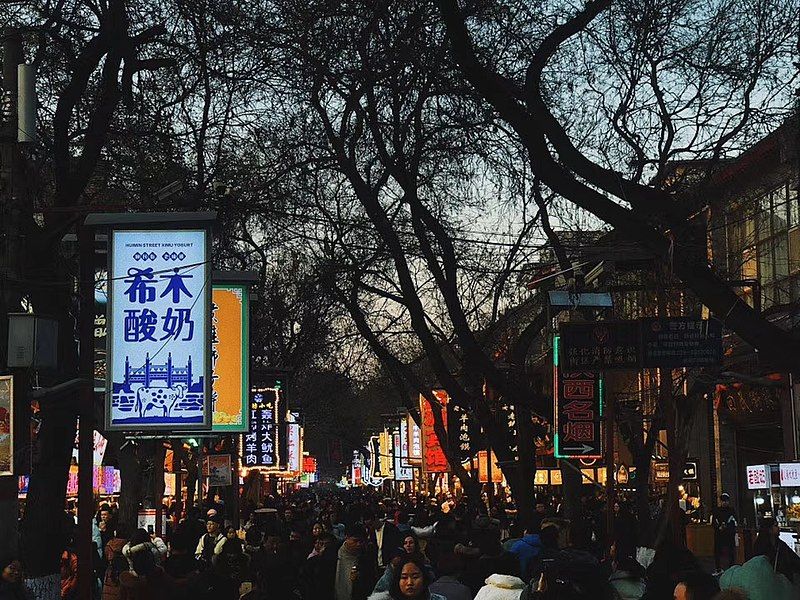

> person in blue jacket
[509,527,542,581]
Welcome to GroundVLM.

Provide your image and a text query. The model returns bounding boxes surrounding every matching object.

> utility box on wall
[6,313,58,368]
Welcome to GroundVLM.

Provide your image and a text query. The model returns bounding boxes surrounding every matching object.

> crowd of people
[1,488,799,600]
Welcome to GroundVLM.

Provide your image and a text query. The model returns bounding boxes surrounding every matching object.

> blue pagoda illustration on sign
[111,352,205,424]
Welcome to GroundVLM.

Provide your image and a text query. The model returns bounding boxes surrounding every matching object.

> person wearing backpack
[711,493,738,573]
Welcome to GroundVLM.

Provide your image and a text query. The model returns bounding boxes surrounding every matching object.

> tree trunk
[559,460,584,522]
[20,394,77,586]
[118,442,142,534]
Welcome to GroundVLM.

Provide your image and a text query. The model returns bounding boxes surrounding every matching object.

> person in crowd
[119,545,168,600]
[509,526,542,582]
[101,524,130,600]
[368,555,446,600]
[60,535,78,600]
[194,511,225,568]
[303,532,339,600]
[0,557,31,600]
[464,516,520,596]
[367,511,404,571]
[428,553,471,600]
[251,534,293,598]
[531,501,549,534]
[214,529,249,589]
[336,523,377,600]
[751,518,800,583]
[608,554,646,600]
[711,493,738,573]
[123,529,165,573]
[640,540,704,600]
[312,521,326,542]
[473,573,527,600]
[673,571,720,600]
[718,527,796,600]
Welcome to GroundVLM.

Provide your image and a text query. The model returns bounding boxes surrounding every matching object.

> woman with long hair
[368,555,445,600]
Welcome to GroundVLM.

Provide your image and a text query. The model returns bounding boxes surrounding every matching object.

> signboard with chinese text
[420,391,450,473]
[554,337,603,459]
[448,404,480,463]
[107,228,211,430]
[378,430,393,478]
[0,377,12,476]
[747,464,769,490]
[393,430,413,481]
[243,384,281,468]
[653,461,699,482]
[406,415,422,464]
[497,402,518,460]
[641,318,722,368]
[779,463,800,487]
[286,423,301,474]
[303,456,317,474]
[211,284,249,431]
[560,321,640,370]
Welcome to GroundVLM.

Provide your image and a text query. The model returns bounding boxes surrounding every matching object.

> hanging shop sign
[477,450,503,483]
[448,404,480,463]
[560,321,640,370]
[400,418,412,468]
[406,414,422,464]
[420,391,450,473]
[303,456,317,474]
[553,337,603,459]
[106,227,211,430]
[204,455,232,487]
[243,383,281,468]
[379,429,393,478]
[498,403,518,460]
[0,376,13,476]
[211,283,250,432]
[351,451,363,486]
[393,429,413,481]
[779,463,800,487]
[653,461,698,482]
[747,464,770,490]
[560,319,723,371]
[286,423,302,474]
[641,318,722,368]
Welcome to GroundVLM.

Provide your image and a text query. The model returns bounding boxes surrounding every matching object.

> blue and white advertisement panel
[106,228,211,430]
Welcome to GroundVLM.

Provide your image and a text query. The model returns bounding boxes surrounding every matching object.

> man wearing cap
[712,493,738,572]
[195,509,226,567]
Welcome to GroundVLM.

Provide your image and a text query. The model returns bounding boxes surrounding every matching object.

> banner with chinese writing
[0,377,12,476]
[211,284,249,432]
[393,430,413,481]
[420,391,450,473]
[303,456,317,474]
[553,336,603,459]
[378,430,393,478]
[107,228,211,430]
[243,385,281,468]
[448,404,480,463]
[406,414,422,464]
[286,423,301,474]
[554,368,603,459]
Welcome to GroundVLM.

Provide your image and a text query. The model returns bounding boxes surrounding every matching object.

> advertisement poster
[420,391,450,473]
[0,377,12,476]
[107,228,210,430]
[205,455,232,487]
[211,284,249,431]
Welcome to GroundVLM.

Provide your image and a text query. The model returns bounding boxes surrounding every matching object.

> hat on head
[206,509,222,523]
[720,493,730,501]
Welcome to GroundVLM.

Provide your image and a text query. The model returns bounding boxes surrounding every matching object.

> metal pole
[77,223,94,599]
[604,372,615,552]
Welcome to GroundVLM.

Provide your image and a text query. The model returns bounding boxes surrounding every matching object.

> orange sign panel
[211,284,249,431]
[420,391,450,473]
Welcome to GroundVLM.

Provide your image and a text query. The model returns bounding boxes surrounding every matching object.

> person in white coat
[473,574,526,600]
